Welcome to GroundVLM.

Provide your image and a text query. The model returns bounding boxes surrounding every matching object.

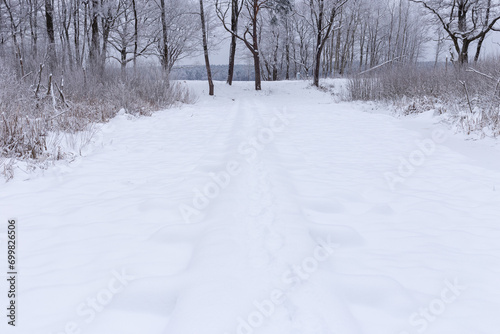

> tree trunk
[3,0,23,75]
[313,48,321,87]
[28,0,38,59]
[227,35,237,85]
[101,15,112,72]
[73,0,81,67]
[252,1,261,90]
[121,47,126,80]
[253,51,262,90]
[160,0,169,73]
[284,17,290,80]
[474,0,491,63]
[272,39,278,81]
[89,0,100,71]
[62,0,74,70]
[227,0,239,85]
[474,37,485,63]
[312,0,323,87]
[132,0,138,74]
[44,0,57,71]
[459,40,470,65]
[457,1,468,65]
[199,0,214,95]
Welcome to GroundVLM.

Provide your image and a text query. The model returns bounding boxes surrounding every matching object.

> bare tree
[58,0,73,70]
[89,0,100,70]
[100,0,120,72]
[26,0,40,60]
[307,0,348,87]
[199,0,214,95]
[217,0,272,90]
[411,0,500,65]
[72,0,82,67]
[473,0,494,62]
[109,0,156,78]
[290,4,314,78]
[2,0,24,74]
[223,0,243,85]
[158,0,198,75]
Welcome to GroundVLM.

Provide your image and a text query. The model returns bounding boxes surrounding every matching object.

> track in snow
[1,80,500,334]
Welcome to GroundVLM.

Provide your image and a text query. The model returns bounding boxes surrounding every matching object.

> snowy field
[1,80,500,334]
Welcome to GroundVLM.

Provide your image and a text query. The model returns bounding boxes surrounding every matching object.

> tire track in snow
[167,96,358,334]
[162,97,321,334]
[237,99,365,334]
[163,93,373,334]
[161,98,266,333]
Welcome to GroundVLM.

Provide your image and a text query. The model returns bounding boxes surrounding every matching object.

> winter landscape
[1,0,500,334]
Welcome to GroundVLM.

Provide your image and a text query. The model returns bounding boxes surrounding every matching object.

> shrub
[0,62,195,180]
[346,62,500,136]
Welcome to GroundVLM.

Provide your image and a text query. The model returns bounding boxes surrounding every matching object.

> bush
[0,62,195,179]
[346,62,500,137]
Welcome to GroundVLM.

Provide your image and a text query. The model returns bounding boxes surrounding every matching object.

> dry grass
[0,62,195,180]
[346,62,500,137]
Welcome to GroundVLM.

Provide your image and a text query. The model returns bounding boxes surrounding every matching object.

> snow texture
[1,80,500,334]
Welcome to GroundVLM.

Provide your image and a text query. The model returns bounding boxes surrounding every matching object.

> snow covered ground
[1,80,500,334]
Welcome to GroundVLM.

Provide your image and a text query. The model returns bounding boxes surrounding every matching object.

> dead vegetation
[0,61,195,180]
[346,61,500,137]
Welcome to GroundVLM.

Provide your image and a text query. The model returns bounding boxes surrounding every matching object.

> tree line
[1,0,499,94]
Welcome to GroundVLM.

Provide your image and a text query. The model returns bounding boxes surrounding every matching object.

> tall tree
[2,0,24,74]
[217,0,271,90]
[100,0,119,72]
[199,0,214,95]
[227,0,243,85]
[159,0,169,73]
[473,0,494,62]
[158,0,198,75]
[411,0,500,65]
[89,0,100,70]
[308,0,348,87]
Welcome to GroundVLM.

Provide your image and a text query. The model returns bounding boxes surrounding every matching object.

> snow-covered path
[1,81,500,334]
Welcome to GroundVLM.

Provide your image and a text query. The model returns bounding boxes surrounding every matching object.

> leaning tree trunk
[474,36,485,63]
[199,0,214,95]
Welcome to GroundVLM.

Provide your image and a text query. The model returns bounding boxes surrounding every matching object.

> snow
[1,80,500,334]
